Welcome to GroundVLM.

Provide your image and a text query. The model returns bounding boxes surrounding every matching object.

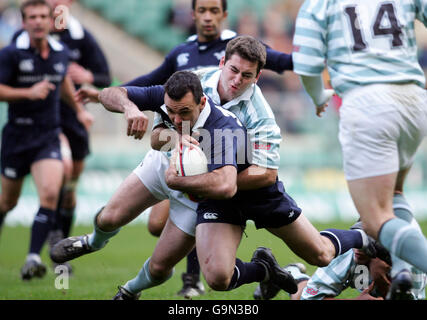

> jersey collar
[16,31,64,51]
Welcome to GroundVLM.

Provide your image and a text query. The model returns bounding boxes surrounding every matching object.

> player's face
[22,5,53,41]
[165,92,206,134]
[354,249,371,265]
[192,0,227,42]
[218,54,261,102]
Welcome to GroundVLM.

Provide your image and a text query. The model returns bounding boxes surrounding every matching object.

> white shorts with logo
[133,149,198,236]
[339,83,427,180]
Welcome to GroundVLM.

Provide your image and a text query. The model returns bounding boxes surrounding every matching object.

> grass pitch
[1,221,426,300]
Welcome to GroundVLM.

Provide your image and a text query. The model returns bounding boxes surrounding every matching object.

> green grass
[1,221,426,300]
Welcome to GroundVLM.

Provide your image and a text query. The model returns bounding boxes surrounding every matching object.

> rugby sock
[379,218,427,274]
[186,248,200,274]
[227,258,265,290]
[124,257,174,294]
[393,193,413,223]
[29,207,55,254]
[87,207,120,249]
[59,207,75,238]
[320,229,363,257]
[0,211,6,230]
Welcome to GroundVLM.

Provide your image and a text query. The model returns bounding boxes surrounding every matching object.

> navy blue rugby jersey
[125,85,249,173]
[125,30,293,87]
[0,31,69,129]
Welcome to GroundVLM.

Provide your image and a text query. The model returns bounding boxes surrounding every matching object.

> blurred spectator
[0,0,22,45]
[234,10,259,38]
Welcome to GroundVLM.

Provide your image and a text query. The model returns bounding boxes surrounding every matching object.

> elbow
[217,183,237,199]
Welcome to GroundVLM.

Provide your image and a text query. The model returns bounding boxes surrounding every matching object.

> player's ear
[199,95,206,110]
[219,56,225,69]
[255,70,262,83]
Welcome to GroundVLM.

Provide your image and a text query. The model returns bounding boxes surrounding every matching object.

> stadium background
[1,0,427,226]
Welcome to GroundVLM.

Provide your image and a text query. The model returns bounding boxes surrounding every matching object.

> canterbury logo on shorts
[203,212,218,220]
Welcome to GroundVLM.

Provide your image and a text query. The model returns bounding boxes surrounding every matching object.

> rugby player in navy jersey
[45,0,110,267]
[0,0,92,280]
[76,0,293,298]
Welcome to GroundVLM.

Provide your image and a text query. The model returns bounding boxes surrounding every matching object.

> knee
[147,218,165,237]
[203,267,232,291]
[97,207,123,231]
[149,259,172,280]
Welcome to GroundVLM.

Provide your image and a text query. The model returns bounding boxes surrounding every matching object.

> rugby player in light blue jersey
[292,0,427,296]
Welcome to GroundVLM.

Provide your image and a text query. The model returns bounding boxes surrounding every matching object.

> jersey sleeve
[245,87,282,169]
[0,46,15,85]
[292,0,328,76]
[264,47,293,73]
[124,85,165,111]
[300,251,354,300]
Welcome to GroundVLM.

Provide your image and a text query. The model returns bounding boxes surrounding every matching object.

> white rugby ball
[176,145,208,176]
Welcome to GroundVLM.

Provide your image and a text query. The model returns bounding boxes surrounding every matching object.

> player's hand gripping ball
[175,145,208,202]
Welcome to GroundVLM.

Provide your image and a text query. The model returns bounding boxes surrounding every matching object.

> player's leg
[0,175,25,233]
[195,222,296,294]
[267,213,367,267]
[147,200,170,237]
[115,218,195,299]
[22,158,63,280]
[50,172,161,263]
[348,173,427,274]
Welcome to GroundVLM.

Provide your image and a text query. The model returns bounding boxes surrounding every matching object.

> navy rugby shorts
[196,180,301,229]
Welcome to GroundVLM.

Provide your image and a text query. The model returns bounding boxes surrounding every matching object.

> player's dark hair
[192,0,227,12]
[21,0,52,20]
[224,35,266,75]
[164,71,204,104]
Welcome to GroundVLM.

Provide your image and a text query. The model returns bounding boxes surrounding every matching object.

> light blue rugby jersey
[196,67,282,169]
[293,0,427,95]
[153,67,282,169]
[301,250,427,300]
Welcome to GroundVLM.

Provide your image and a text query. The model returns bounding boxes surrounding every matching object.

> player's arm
[165,159,237,200]
[299,74,334,117]
[0,81,54,102]
[61,75,93,131]
[264,46,293,74]
[236,165,277,190]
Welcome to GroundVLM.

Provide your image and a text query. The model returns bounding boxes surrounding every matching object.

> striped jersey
[293,0,427,95]
[301,250,427,300]
[197,67,282,169]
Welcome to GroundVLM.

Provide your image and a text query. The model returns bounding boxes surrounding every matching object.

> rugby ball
[176,145,208,176]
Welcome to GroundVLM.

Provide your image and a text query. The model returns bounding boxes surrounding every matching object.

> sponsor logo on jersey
[305,287,319,296]
[19,59,34,72]
[213,50,225,61]
[253,143,271,150]
[177,53,190,67]
[53,62,65,74]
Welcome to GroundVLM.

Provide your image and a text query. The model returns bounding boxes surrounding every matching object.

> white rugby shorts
[339,83,427,180]
[133,149,198,236]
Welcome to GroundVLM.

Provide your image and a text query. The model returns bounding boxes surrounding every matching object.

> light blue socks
[87,207,121,250]
[123,258,174,294]
[379,194,427,274]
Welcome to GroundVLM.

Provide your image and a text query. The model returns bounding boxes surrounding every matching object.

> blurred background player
[76,0,293,298]
[44,0,110,270]
[293,0,427,291]
[0,0,91,280]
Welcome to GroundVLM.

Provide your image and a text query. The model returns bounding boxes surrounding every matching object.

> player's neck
[197,33,221,43]
[30,37,50,59]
